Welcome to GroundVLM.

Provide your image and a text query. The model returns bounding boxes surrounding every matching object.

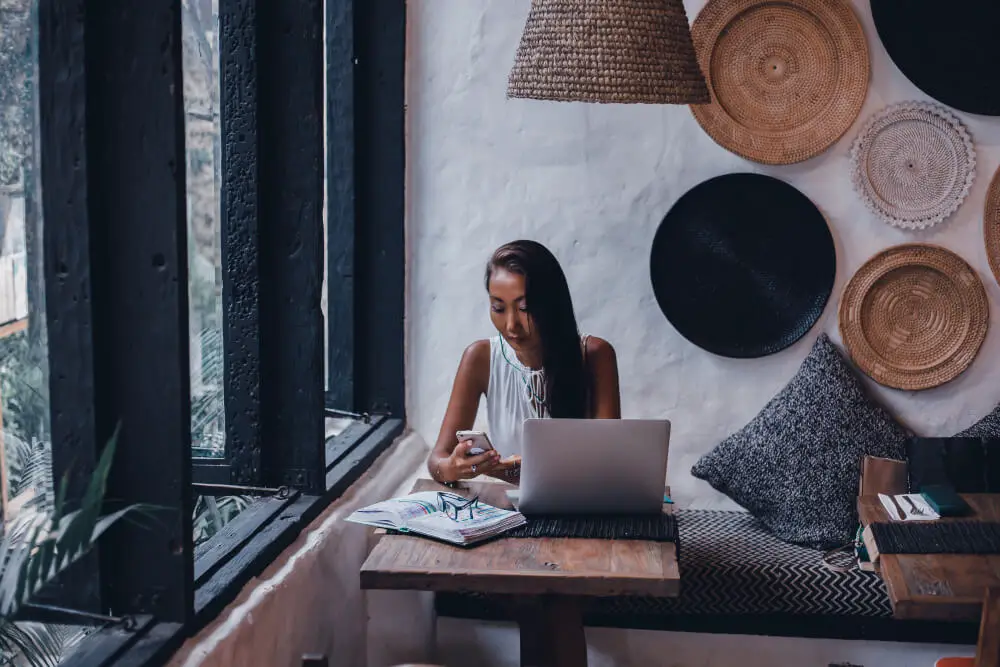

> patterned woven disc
[690,0,869,165]
[871,1,1000,117]
[986,166,1000,287]
[839,244,989,391]
[851,101,976,231]
[650,173,836,358]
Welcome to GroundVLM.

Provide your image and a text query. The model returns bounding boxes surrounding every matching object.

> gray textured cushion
[691,334,909,549]
[955,403,1000,438]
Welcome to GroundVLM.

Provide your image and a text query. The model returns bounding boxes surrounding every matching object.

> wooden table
[360,479,680,667]
[858,494,1000,622]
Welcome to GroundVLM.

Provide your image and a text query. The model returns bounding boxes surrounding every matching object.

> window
[0,2,93,664]
[182,0,224,461]
[9,1,406,664]
[180,0,257,551]
[0,0,52,527]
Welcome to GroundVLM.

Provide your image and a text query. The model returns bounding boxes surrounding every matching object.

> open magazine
[347,490,526,546]
[877,492,940,521]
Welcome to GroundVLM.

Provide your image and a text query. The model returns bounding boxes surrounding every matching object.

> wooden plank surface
[360,479,679,598]
[858,494,1000,621]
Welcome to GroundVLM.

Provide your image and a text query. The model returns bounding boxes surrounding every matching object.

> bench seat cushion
[588,509,892,617]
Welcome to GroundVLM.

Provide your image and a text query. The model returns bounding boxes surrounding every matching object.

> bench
[436,509,978,645]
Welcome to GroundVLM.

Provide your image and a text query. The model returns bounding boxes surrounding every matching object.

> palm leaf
[0,620,64,667]
[4,433,52,506]
[3,433,33,499]
[2,520,45,614]
[50,425,119,567]
[0,620,88,667]
[0,427,151,619]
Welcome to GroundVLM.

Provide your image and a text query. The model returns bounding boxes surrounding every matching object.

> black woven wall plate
[650,173,835,358]
[871,1,1000,116]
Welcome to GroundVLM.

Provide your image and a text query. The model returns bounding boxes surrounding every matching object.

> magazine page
[346,491,447,530]
[407,498,525,543]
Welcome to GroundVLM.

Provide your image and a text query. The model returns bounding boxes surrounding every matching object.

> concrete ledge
[167,430,432,667]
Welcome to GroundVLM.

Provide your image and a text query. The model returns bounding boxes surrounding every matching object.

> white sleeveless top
[485,335,589,457]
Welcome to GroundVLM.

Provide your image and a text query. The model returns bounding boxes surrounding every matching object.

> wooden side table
[858,494,1000,622]
[361,480,679,667]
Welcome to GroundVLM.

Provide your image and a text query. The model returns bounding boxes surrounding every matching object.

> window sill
[59,416,405,667]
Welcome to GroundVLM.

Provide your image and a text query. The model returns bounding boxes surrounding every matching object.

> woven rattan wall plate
[650,173,836,358]
[689,0,869,165]
[986,167,1000,287]
[850,101,976,231]
[839,244,989,391]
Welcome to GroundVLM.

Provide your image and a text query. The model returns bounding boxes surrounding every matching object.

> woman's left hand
[494,454,520,469]
[491,455,521,481]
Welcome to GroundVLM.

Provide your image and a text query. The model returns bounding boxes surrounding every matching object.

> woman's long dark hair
[485,240,587,418]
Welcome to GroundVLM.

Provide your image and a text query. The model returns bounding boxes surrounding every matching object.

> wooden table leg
[516,596,587,667]
[975,587,1000,667]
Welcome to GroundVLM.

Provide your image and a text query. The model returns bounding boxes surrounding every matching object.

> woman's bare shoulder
[584,335,616,360]
[462,339,492,364]
[457,339,492,390]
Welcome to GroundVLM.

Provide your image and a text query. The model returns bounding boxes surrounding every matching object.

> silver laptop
[513,418,670,516]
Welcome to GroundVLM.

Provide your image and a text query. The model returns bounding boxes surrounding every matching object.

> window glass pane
[1,8,99,662]
[0,0,53,523]
[182,0,224,458]
[321,8,328,392]
[193,494,256,547]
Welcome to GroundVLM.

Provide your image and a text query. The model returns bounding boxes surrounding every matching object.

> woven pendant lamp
[507,0,710,104]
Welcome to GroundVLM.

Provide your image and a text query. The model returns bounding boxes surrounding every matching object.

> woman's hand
[490,454,521,482]
[442,440,501,481]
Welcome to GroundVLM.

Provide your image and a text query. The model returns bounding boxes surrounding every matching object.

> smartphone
[456,430,494,456]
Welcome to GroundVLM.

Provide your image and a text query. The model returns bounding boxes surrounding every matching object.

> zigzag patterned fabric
[589,510,893,617]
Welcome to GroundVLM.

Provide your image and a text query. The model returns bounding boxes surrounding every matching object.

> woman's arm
[427,340,500,483]
[586,336,622,419]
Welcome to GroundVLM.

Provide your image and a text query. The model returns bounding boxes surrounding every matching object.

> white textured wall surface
[407,0,1000,511]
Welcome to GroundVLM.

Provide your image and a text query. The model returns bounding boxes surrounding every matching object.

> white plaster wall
[406,0,1000,512]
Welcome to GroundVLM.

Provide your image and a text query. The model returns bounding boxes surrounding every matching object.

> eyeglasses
[437,492,480,522]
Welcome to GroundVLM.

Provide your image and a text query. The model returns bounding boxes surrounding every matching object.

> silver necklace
[499,337,547,416]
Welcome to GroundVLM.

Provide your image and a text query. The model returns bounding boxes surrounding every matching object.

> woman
[428,240,621,485]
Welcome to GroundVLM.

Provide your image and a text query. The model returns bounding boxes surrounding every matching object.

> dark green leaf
[0,621,65,667]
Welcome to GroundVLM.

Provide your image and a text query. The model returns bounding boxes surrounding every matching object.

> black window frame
[16,0,406,663]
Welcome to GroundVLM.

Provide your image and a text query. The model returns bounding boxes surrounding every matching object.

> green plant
[5,433,51,506]
[0,623,86,667]
[0,0,34,188]
[0,331,49,451]
[193,494,252,548]
[0,428,148,666]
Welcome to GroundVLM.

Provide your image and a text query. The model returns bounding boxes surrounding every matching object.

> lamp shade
[507,0,710,104]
